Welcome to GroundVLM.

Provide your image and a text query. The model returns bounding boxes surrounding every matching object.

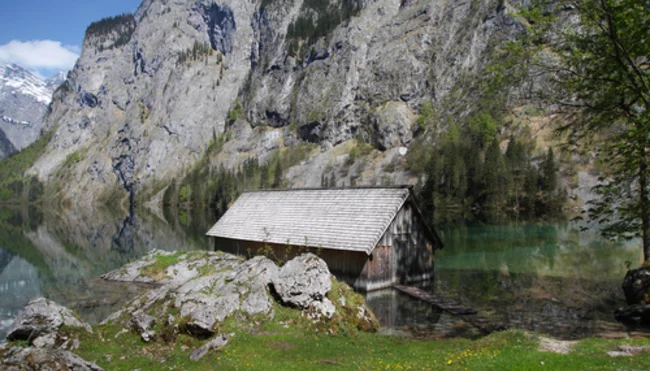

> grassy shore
[65,317,650,370]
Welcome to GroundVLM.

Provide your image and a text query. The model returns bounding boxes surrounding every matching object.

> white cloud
[0,40,79,71]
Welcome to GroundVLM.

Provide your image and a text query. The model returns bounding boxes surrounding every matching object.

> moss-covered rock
[100,251,378,343]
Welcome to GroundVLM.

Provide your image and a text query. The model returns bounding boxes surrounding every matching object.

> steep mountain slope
[31,0,529,207]
[0,64,63,151]
[0,127,16,159]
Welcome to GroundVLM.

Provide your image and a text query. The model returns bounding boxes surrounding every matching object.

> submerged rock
[6,298,92,345]
[622,267,650,305]
[0,346,103,371]
[272,253,332,309]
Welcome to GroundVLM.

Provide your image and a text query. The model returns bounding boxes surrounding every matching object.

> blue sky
[0,0,141,77]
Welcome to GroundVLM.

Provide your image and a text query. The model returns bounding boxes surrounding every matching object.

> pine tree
[540,147,557,194]
[484,138,503,208]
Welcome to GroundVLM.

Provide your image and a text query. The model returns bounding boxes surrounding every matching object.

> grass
[140,253,185,280]
[58,324,650,370]
[12,250,649,370]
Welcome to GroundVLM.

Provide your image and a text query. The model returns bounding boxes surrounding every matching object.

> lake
[0,206,643,340]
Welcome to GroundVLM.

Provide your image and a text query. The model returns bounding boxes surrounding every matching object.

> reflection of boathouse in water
[206,186,443,291]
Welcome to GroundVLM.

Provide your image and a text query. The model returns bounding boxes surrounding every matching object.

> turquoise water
[366,222,642,339]
[0,207,642,340]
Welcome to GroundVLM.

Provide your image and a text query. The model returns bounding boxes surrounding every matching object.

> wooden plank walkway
[394,285,506,334]
[394,285,477,315]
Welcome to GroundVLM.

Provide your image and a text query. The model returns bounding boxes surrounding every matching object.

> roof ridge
[242,185,413,193]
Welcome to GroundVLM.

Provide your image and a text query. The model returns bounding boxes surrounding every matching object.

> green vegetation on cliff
[163,139,317,217]
[286,0,362,58]
[85,13,135,49]
[0,130,52,203]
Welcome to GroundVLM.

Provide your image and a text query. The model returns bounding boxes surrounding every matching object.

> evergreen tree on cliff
[523,0,650,263]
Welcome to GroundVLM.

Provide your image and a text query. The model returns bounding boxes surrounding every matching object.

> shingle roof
[206,187,415,255]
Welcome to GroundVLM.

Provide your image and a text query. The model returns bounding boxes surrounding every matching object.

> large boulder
[272,253,332,309]
[0,346,103,371]
[6,298,91,345]
[101,251,378,338]
[622,267,650,305]
[103,252,279,339]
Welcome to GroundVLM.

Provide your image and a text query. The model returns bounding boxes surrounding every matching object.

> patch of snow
[0,64,58,104]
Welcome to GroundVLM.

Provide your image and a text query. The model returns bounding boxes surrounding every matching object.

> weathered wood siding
[214,237,367,288]
[363,202,436,290]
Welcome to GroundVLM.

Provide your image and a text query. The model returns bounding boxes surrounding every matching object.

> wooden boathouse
[206,186,443,291]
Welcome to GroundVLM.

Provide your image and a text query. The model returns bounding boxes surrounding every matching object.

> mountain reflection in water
[0,206,643,340]
[0,205,215,339]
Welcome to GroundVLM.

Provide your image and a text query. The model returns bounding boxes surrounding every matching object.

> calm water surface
[0,206,643,340]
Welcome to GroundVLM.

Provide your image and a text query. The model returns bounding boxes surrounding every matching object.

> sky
[0,0,141,77]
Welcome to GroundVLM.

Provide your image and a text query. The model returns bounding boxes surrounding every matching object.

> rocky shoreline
[0,251,378,370]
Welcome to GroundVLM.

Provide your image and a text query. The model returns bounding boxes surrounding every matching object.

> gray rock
[141,330,156,343]
[102,249,176,284]
[6,298,91,344]
[0,127,16,160]
[174,256,279,336]
[374,102,414,151]
[31,334,56,348]
[272,254,332,309]
[130,313,156,333]
[130,314,156,342]
[189,334,228,362]
[103,252,279,339]
[308,298,336,320]
[0,346,103,371]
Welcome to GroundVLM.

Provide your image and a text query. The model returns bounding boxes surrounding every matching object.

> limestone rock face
[0,346,103,371]
[6,298,92,345]
[622,267,650,305]
[0,127,16,160]
[272,253,332,309]
[27,0,526,206]
[374,102,414,151]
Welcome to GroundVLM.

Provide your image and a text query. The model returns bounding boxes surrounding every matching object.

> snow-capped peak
[0,64,62,104]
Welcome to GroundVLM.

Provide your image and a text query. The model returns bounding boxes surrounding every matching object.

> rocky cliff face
[0,128,16,159]
[32,0,527,207]
[0,64,62,152]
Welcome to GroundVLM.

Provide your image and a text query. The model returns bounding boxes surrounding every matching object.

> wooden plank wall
[214,237,368,289]
[368,202,435,288]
